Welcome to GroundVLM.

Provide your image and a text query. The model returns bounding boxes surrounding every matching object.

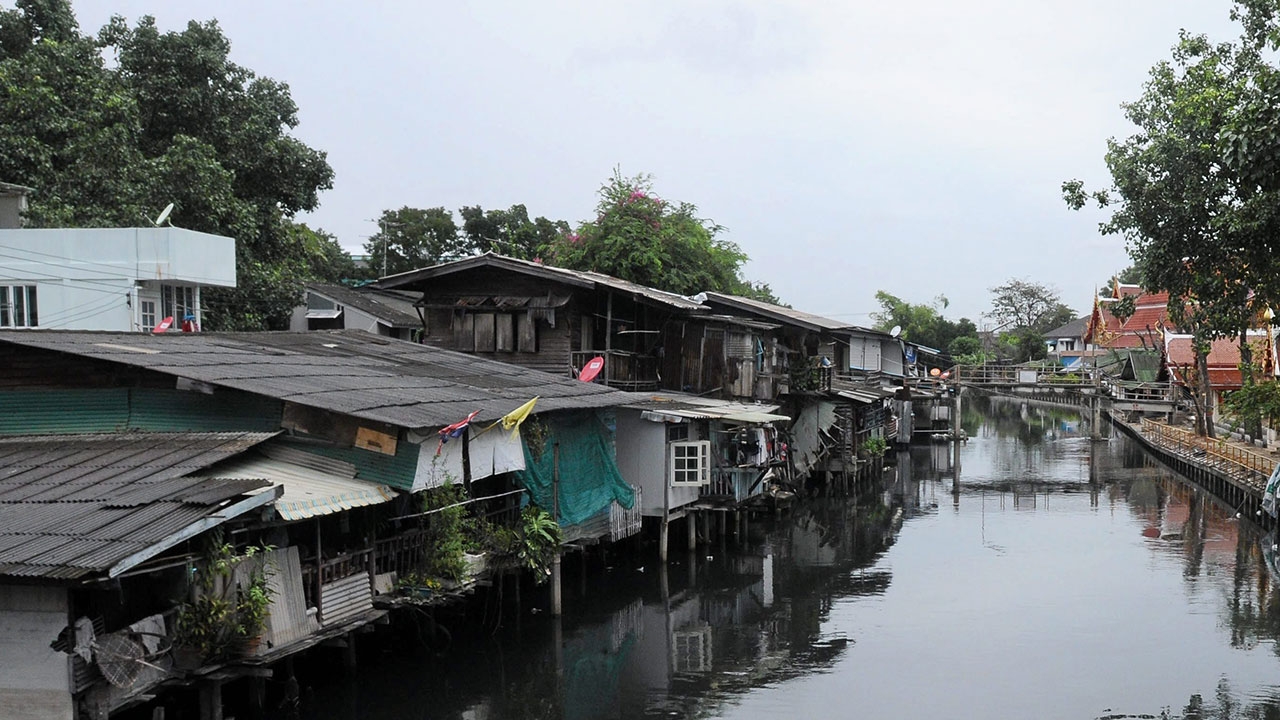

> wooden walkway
[1136,419,1276,494]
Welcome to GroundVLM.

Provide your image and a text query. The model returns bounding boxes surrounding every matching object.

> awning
[305,308,343,319]
[637,403,789,424]
[837,388,891,404]
[191,444,398,521]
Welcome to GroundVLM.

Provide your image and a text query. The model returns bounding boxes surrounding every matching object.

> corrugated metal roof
[701,292,855,333]
[624,394,790,424]
[190,444,398,522]
[0,330,643,431]
[0,432,276,581]
[373,253,708,311]
[306,283,422,328]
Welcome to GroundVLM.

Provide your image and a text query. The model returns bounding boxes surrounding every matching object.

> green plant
[174,535,274,662]
[511,506,561,583]
[421,482,470,582]
[523,418,550,461]
[861,436,888,459]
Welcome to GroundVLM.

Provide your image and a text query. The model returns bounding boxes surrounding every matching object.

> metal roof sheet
[624,394,790,424]
[0,432,276,581]
[0,330,643,431]
[373,253,708,311]
[189,444,398,522]
[306,283,422,328]
[701,292,854,333]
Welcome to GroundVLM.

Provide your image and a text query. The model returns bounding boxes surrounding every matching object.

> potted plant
[172,536,274,665]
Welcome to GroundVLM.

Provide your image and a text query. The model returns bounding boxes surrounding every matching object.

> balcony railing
[570,350,660,391]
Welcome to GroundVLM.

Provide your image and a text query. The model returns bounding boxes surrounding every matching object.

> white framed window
[162,284,195,323]
[672,626,713,673]
[140,299,157,330]
[0,285,37,328]
[669,440,711,486]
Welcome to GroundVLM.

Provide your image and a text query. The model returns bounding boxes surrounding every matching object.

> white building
[0,226,235,331]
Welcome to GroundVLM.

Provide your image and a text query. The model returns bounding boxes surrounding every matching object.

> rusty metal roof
[373,253,708,311]
[0,432,276,581]
[0,330,641,431]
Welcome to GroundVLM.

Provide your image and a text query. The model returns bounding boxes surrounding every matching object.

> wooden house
[0,329,643,719]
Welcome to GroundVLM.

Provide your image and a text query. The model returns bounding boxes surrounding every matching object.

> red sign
[152,316,174,334]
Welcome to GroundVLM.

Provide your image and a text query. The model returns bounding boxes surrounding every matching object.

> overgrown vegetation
[174,535,275,663]
[861,436,888,459]
[415,483,563,589]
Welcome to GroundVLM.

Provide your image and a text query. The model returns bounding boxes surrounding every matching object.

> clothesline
[387,487,527,522]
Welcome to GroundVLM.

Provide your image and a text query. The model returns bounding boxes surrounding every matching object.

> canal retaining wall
[1108,413,1275,530]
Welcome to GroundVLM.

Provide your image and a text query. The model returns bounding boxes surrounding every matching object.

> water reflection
[300,399,1280,720]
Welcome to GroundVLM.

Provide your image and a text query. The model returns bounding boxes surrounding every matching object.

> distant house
[290,282,420,340]
[0,225,235,332]
[1046,316,1089,365]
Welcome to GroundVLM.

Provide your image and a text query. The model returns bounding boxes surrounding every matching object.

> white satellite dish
[152,203,174,227]
[889,325,902,338]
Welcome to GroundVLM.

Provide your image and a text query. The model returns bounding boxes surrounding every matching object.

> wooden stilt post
[551,443,562,617]
[343,630,357,670]
[687,511,697,550]
[249,676,266,713]
[659,518,669,563]
[198,680,222,720]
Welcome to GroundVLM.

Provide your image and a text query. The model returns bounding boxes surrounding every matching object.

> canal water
[299,397,1280,720]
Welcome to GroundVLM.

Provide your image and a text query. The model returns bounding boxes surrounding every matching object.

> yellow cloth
[501,397,538,430]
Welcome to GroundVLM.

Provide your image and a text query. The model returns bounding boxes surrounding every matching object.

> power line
[0,243,236,287]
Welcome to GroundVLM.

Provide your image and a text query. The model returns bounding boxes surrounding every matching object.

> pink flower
[565,233,581,245]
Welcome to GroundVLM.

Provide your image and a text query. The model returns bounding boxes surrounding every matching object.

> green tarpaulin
[516,411,634,527]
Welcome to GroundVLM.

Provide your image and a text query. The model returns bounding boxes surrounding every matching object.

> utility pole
[370,217,403,278]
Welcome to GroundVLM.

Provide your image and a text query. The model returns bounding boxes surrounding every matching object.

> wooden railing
[1139,418,1275,490]
[570,350,660,391]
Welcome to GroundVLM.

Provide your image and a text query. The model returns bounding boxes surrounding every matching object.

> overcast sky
[72,1,1243,326]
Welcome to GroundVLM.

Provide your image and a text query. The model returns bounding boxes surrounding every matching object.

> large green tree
[459,204,569,261]
[364,207,461,278]
[985,279,1076,362]
[1062,5,1280,434]
[870,291,978,357]
[0,1,337,329]
[548,171,762,297]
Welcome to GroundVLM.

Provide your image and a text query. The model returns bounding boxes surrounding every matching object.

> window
[140,299,157,331]
[0,285,37,328]
[162,285,195,323]
[672,627,713,673]
[669,440,711,486]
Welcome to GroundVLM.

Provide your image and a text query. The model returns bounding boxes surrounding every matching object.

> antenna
[889,325,902,338]
[152,203,174,227]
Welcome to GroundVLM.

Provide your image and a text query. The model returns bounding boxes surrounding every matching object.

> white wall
[0,227,235,287]
[0,228,236,331]
[614,410,703,517]
[0,585,72,720]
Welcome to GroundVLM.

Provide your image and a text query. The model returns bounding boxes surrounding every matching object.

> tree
[0,2,336,329]
[548,171,757,297]
[1060,10,1280,434]
[871,291,978,357]
[985,279,1075,362]
[364,207,462,278]
[459,204,569,261]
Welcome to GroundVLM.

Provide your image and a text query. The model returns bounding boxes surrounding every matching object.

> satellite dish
[889,325,902,338]
[152,203,174,227]
[94,635,147,688]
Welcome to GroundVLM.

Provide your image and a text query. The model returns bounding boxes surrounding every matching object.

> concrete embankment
[1108,413,1275,529]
